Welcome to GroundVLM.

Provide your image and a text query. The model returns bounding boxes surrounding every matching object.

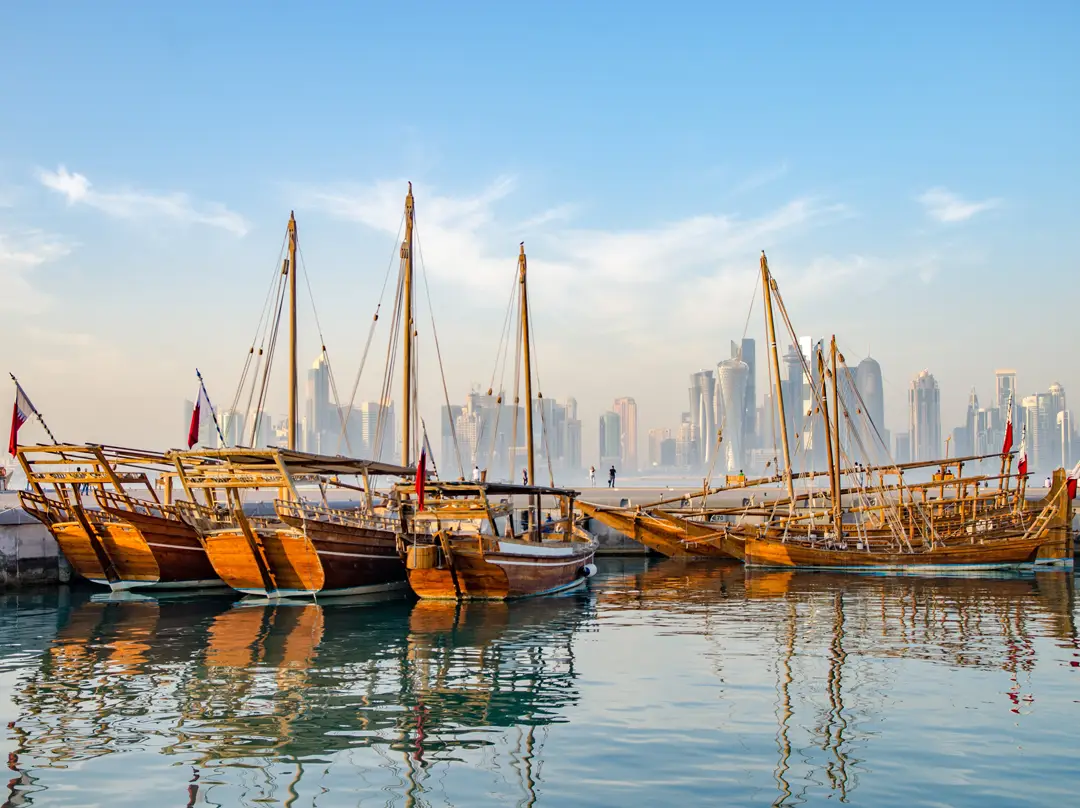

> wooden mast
[761,252,795,503]
[829,337,843,530]
[287,212,298,451]
[818,349,840,534]
[519,243,536,488]
[402,183,415,467]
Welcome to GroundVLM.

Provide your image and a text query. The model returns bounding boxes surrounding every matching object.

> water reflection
[1,563,1078,806]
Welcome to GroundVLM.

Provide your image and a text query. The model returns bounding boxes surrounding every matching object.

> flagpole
[9,373,61,446]
[195,369,227,447]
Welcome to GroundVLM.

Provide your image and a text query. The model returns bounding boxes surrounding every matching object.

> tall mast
[519,243,536,486]
[287,212,298,451]
[818,348,840,534]
[830,336,842,508]
[401,183,415,467]
[761,252,795,503]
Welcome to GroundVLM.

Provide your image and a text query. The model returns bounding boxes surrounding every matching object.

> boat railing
[94,489,175,521]
[274,499,404,533]
[173,500,235,533]
[18,490,69,525]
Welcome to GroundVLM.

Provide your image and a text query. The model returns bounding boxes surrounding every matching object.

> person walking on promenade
[608,465,616,488]
[589,465,596,486]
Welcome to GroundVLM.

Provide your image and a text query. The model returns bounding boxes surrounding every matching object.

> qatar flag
[187,391,202,449]
[8,383,36,456]
[415,446,427,511]
[1016,427,1028,479]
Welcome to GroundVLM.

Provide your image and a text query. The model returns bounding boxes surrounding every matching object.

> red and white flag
[8,382,37,456]
[415,445,427,511]
[1016,425,1028,479]
[1067,461,1080,500]
[1001,395,1014,456]
[187,388,202,449]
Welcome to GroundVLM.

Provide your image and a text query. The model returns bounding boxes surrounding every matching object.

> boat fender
[581,563,598,579]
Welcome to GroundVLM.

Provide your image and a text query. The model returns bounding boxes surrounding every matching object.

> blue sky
[2,1,1078,462]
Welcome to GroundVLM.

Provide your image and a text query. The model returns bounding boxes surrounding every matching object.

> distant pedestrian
[589,465,596,486]
[608,465,616,488]
[0,466,7,491]
[522,468,529,486]
[1045,475,1052,488]
[472,464,481,483]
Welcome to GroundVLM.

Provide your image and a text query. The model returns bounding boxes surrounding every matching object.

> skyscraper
[689,370,716,467]
[565,397,582,473]
[732,339,757,451]
[612,397,638,472]
[716,357,749,473]
[909,370,941,462]
[305,355,333,453]
[648,427,672,467]
[598,411,622,467]
[855,355,885,448]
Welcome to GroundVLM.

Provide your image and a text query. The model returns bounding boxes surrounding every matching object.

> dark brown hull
[202,518,406,598]
[408,539,596,600]
[100,505,221,587]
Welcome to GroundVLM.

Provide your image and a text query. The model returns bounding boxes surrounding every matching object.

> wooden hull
[203,523,406,598]
[576,501,732,558]
[99,506,222,588]
[742,533,1047,570]
[49,519,159,588]
[408,538,597,600]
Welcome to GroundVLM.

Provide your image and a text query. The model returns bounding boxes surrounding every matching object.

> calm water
[1,559,1078,807]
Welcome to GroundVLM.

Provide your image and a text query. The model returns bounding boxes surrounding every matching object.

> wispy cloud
[0,230,72,313]
[731,162,789,196]
[298,175,850,359]
[39,165,249,236]
[918,187,1001,223]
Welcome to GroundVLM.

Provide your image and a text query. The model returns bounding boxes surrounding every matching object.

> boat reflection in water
[4,588,593,807]
[599,558,1077,806]
[3,560,1078,806]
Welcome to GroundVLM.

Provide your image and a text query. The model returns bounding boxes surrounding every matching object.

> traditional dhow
[171,448,412,598]
[16,444,221,590]
[402,481,597,600]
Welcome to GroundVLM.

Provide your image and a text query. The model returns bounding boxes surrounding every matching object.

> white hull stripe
[101,578,225,591]
[148,542,206,552]
[315,549,399,560]
[489,557,591,568]
[236,581,408,598]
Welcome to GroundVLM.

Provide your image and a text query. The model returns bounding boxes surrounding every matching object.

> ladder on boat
[1020,498,1058,542]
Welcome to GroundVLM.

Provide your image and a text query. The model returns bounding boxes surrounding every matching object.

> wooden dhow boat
[401,242,598,599]
[581,252,1073,571]
[172,448,413,598]
[16,444,221,591]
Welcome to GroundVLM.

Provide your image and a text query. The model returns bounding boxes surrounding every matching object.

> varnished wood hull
[408,539,596,600]
[203,523,405,598]
[576,501,733,558]
[47,519,159,588]
[742,533,1047,570]
[99,506,221,587]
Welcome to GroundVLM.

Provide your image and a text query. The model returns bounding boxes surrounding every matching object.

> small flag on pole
[1001,394,1014,456]
[1016,425,1028,479]
[187,388,203,449]
[415,445,427,511]
[8,381,37,456]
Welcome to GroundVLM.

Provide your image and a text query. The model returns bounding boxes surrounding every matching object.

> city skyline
[3,5,1078,466]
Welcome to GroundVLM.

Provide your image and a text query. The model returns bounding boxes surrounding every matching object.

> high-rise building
[855,355,885,448]
[732,339,757,451]
[598,411,622,467]
[716,357,749,474]
[909,370,941,462]
[689,370,716,467]
[441,404,464,472]
[675,411,697,468]
[648,428,673,467]
[359,401,395,462]
[612,397,638,472]
[305,355,334,453]
[565,397,582,473]
[894,432,911,464]
[221,409,245,447]
[995,370,1017,413]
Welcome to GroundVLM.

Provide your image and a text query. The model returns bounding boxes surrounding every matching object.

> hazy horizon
[3,4,1077,468]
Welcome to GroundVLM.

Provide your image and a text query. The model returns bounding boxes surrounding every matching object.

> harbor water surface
[1,558,1078,806]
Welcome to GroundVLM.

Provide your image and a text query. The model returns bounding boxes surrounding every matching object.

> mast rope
[229,230,289,431]
[338,211,405,454]
[296,245,353,456]
[413,218,463,479]
[479,264,523,474]
[524,291,556,487]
